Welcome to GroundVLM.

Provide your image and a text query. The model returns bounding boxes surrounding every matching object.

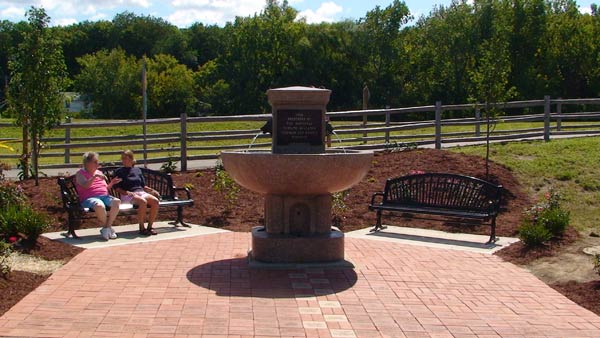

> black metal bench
[368,173,503,244]
[57,166,194,238]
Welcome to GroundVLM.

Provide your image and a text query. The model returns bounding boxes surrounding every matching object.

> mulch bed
[552,280,600,316]
[1,148,598,317]
[0,271,49,316]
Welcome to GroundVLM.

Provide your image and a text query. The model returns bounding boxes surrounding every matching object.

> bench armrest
[370,192,385,206]
[173,187,192,200]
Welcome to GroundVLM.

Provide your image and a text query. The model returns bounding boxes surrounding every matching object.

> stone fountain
[221,86,372,264]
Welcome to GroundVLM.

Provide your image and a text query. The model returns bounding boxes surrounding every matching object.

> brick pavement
[1,232,599,337]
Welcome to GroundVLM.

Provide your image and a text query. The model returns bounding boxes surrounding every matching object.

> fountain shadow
[186,257,358,298]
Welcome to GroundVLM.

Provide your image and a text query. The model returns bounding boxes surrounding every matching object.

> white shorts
[120,191,152,204]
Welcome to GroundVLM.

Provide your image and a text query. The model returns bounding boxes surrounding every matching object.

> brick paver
[1,232,599,337]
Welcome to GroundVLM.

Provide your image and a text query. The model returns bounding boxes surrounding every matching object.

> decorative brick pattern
[1,232,599,337]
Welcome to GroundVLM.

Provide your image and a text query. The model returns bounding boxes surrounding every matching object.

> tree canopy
[1,0,599,119]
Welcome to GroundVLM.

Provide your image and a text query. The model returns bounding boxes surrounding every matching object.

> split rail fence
[1,96,599,171]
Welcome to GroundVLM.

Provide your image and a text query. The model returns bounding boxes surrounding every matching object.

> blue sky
[0,0,596,27]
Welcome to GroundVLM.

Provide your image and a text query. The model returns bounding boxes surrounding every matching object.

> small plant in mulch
[160,157,178,173]
[593,254,600,277]
[332,190,349,228]
[211,160,240,209]
[0,240,12,279]
[518,188,570,247]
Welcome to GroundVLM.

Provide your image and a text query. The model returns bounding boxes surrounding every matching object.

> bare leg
[132,195,147,231]
[93,204,107,226]
[106,198,121,227]
[146,195,160,230]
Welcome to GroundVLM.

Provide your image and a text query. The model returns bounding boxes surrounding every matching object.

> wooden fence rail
[1,96,599,170]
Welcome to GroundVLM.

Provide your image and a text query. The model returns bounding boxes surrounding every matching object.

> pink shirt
[75,169,109,202]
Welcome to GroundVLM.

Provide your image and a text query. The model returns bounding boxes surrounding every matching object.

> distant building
[63,92,89,113]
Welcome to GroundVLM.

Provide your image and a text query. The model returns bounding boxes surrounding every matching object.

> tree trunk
[21,122,29,180]
[485,102,491,180]
[32,134,39,186]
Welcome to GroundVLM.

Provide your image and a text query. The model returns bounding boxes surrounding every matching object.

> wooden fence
[1,96,600,170]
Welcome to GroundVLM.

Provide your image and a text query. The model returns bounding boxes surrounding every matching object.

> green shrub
[160,157,178,173]
[0,181,26,210]
[0,240,12,279]
[537,207,570,237]
[522,188,570,243]
[0,204,49,244]
[518,221,552,247]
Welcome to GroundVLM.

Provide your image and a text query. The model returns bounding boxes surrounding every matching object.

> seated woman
[114,150,161,235]
[75,152,122,240]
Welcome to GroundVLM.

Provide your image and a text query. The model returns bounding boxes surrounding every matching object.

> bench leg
[66,213,79,239]
[169,206,191,227]
[486,217,497,244]
[370,210,387,232]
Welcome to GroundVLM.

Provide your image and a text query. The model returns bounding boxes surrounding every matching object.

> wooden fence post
[362,85,369,144]
[475,107,481,137]
[556,98,562,131]
[64,116,71,164]
[180,113,187,172]
[435,101,442,149]
[385,106,391,144]
[544,95,551,142]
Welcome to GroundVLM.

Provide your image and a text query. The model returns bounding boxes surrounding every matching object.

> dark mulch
[0,271,49,317]
[2,148,598,317]
[551,280,600,316]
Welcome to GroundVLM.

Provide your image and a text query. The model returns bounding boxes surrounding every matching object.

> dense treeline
[0,0,599,118]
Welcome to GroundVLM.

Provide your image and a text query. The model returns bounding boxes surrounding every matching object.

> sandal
[147,228,158,235]
[139,229,151,236]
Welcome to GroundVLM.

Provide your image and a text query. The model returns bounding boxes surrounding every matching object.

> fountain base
[250,226,345,263]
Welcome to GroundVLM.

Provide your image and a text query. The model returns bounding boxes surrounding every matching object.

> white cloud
[168,0,264,26]
[297,1,342,24]
[579,6,592,15]
[0,6,25,20]
[55,17,78,26]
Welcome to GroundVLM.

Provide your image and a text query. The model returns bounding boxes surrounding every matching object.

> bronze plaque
[276,109,323,147]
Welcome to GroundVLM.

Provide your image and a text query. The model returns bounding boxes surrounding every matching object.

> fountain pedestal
[221,86,372,264]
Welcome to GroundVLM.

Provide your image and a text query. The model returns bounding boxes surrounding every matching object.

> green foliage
[3,1,600,116]
[537,207,570,236]
[6,7,69,184]
[519,188,570,247]
[74,48,140,119]
[332,190,349,215]
[0,204,49,244]
[0,240,12,279]
[160,157,178,173]
[518,220,552,247]
[212,160,240,208]
[146,54,199,117]
[593,254,600,277]
[0,181,26,210]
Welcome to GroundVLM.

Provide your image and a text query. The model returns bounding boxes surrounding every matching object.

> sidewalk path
[1,232,599,337]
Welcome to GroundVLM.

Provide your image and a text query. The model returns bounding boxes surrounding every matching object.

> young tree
[469,36,516,179]
[7,7,68,185]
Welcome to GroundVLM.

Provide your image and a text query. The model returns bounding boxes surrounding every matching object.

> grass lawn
[453,136,600,233]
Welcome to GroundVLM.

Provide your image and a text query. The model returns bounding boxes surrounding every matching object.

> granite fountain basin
[220,149,373,196]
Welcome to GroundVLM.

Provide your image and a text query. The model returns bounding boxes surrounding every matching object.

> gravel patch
[7,252,65,275]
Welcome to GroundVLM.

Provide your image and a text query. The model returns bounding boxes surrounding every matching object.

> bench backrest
[383,173,502,213]
[99,166,176,199]
[57,167,176,209]
[57,175,81,210]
